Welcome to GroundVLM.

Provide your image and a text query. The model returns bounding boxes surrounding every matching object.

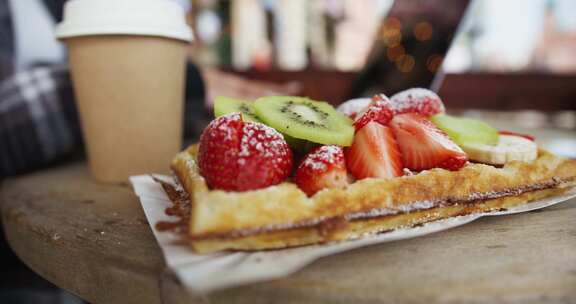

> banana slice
[462,135,537,165]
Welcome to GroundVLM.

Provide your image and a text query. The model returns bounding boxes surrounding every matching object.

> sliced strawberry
[390,88,445,117]
[294,145,348,196]
[345,121,404,180]
[198,113,293,191]
[390,113,467,171]
[353,94,394,130]
[499,130,535,142]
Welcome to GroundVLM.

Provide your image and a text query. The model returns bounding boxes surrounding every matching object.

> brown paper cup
[66,35,186,182]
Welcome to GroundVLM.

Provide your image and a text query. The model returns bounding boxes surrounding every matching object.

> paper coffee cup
[56,0,193,183]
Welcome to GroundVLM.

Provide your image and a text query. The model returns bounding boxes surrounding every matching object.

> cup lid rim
[56,24,193,42]
[55,0,193,42]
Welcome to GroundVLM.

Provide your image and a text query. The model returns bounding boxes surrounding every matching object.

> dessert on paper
[130,174,576,292]
[164,91,576,253]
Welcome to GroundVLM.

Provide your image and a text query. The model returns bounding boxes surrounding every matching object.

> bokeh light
[396,54,415,73]
[382,17,402,32]
[426,54,443,73]
[381,17,402,47]
[383,32,402,47]
[414,21,433,41]
[387,44,405,62]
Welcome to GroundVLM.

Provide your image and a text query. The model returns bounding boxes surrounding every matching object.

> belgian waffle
[168,144,576,253]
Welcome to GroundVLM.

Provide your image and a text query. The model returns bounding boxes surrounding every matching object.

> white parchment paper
[129,175,576,293]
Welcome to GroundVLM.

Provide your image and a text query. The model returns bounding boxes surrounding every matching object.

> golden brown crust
[190,187,570,253]
[171,145,576,253]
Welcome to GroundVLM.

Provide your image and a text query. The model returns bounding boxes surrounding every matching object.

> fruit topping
[200,89,534,192]
[336,98,372,119]
[461,134,537,165]
[430,114,499,146]
[295,145,349,196]
[353,94,394,130]
[214,96,261,122]
[390,88,445,117]
[390,113,468,171]
[345,121,404,180]
[254,96,354,146]
[498,130,535,142]
[198,113,293,191]
[214,96,314,154]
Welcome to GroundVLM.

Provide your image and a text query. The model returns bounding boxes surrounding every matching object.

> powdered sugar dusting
[345,199,438,220]
[390,88,445,114]
[352,94,394,129]
[301,145,344,172]
[208,112,242,141]
[303,156,327,171]
[199,113,292,191]
[337,98,371,118]
[238,122,290,165]
[234,121,293,189]
[403,168,415,176]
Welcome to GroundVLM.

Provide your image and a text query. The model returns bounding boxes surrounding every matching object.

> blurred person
[0,0,299,178]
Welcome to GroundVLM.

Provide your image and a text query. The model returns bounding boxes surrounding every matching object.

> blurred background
[1,0,575,303]
[188,0,576,110]
[190,0,576,74]
[186,0,576,157]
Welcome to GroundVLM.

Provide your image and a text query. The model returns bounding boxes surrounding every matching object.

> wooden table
[1,121,576,304]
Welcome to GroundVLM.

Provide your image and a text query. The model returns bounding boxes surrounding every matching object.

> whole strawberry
[390,88,445,117]
[198,113,293,191]
[294,145,349,196]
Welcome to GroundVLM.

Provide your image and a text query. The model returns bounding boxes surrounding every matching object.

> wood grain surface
[1,162,575,304]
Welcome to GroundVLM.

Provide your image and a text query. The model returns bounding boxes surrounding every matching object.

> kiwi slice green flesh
[214,96,317,153]
[214,96,261,122]
[431,114,499,146]
[254,96,354,146]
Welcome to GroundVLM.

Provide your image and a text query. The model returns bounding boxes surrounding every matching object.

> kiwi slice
[254,96,354,146]
[214,96,261,122]
[214,96,317,153]
[431,114,499,146]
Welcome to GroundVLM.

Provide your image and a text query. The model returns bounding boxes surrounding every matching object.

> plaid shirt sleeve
[0,64,81,177]
[0,63,208,178]
[0,1,209,178]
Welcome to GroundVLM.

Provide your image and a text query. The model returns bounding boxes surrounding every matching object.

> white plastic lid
[56,0,193,42]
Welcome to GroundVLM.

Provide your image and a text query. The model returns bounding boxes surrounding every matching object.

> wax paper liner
[129,175,576,293]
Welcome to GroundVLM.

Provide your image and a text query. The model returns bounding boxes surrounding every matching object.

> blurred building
[190,0,576,75]
[189,0,391,71]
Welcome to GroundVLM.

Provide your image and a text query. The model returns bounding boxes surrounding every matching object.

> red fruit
[390,113,467,171]
[345,121,404,180]
[353,94,394,130]
[390,88,445,117]
[294,145,348,196]
[499,130,535,141]
[198,113,293,191]
[198,113,244,191]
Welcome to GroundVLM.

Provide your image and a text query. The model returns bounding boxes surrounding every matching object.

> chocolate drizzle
[154,176,190,236]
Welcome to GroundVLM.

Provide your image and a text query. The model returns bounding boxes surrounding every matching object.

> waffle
[169,145,576,253]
